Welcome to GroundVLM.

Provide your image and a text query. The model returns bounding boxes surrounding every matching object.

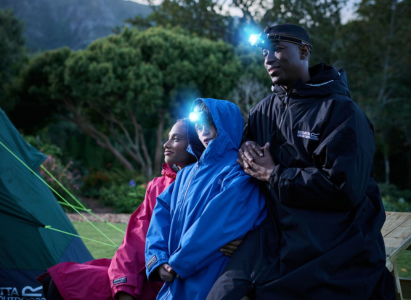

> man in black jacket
[207,24,395,300]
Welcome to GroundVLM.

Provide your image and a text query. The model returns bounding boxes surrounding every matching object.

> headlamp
[189,111,212,126]
[249,34,260,46]
[249,33,312,51]
[249,33,266,48]
[189,112,200,123]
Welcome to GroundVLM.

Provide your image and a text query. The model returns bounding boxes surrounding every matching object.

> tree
[229,0,273,26]
[126,0,233,42]
[16,27,241,178]
[0,9,26,112]
[229,44,271,118]
[8,47,71,133]
[229,77,270,119]
[337,0,411,188]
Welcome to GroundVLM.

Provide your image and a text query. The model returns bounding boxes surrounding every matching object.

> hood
[188,98,244,161]
[274,63,352,100]
[185,119,206,161]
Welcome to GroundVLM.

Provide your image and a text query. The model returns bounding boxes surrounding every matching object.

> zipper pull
[282,95,288,108]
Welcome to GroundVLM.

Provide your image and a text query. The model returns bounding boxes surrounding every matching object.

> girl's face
[195,122,217,148]
[163,120,194,168]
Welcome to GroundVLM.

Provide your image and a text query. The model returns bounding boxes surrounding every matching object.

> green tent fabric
[0,108,93,298]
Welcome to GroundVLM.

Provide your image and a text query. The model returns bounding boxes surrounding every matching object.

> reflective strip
[147,255,158,269]
[113,277,127,285]
[305,79,334,87]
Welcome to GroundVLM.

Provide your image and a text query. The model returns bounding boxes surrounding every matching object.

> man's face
[263,32,304,89]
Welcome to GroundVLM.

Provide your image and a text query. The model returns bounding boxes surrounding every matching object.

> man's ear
[300,45,310,61]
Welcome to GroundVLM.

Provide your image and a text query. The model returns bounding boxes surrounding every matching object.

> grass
[72,221,127,259]
[398,252,411,300]
[397,250,411,278]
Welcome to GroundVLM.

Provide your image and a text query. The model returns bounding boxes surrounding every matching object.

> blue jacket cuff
[168,253,191,279]
[146,252,168,281]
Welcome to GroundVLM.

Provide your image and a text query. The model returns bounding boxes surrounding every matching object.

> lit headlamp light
[249,33,312,51]
[249,33,266,48]
[189,111,212,125]
[189,112,201,123]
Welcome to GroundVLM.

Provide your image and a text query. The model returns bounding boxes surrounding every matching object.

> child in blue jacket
[145,98,267,300]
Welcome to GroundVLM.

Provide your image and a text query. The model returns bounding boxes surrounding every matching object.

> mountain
[0,0,152,52]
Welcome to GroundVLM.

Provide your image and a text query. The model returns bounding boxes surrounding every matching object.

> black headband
[267,33,312,51]
[250,32,313,52]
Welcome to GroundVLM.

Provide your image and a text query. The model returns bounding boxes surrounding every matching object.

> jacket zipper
[173,163,200,248]
[180,163,200,213]
[278,95,289,128]
[163,289,171,300]
[251,263,269,287]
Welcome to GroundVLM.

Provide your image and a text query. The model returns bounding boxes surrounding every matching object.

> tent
[0,109,93,298]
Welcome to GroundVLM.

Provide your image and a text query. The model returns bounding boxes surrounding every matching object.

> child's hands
[158,263,177,282]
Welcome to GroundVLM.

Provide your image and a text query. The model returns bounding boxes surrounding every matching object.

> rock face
[0,0,151,51]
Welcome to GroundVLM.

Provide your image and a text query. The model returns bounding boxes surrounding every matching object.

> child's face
[195,122,217,148]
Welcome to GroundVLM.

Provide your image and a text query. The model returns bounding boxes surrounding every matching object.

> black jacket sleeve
[270,103,375,211]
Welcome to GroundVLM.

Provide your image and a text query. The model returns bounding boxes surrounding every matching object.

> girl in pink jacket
[40,119,201,300]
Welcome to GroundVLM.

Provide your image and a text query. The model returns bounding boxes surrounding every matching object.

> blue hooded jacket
[145,98,267,300]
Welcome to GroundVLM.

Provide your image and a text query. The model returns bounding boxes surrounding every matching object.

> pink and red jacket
[44,164,176,300]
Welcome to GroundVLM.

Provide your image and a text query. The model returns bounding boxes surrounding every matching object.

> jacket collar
[272,63,351,100]
[161,163,177,179]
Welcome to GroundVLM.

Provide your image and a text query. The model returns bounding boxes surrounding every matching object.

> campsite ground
[72,221,127,259]
[70,214,411,280]
[68,197,131,258]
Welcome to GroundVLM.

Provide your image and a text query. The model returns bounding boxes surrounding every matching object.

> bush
[23,134,82,211]
[81,169,111,198]
[39,155,82,211]
[23,134,63,158]
[82,168,146,198]
[380,183,411,212]
[99,183,146,213]
[104,168,147,186]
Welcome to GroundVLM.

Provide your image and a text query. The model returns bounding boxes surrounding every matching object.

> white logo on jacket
[297,131,320,141]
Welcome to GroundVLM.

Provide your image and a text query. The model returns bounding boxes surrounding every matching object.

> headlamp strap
[267,34,312,50]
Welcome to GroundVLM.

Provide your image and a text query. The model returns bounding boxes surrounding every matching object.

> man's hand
[219,239,243,257]
[239,141,263,159]
[238,142,276,182]
[158,263,177,282]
